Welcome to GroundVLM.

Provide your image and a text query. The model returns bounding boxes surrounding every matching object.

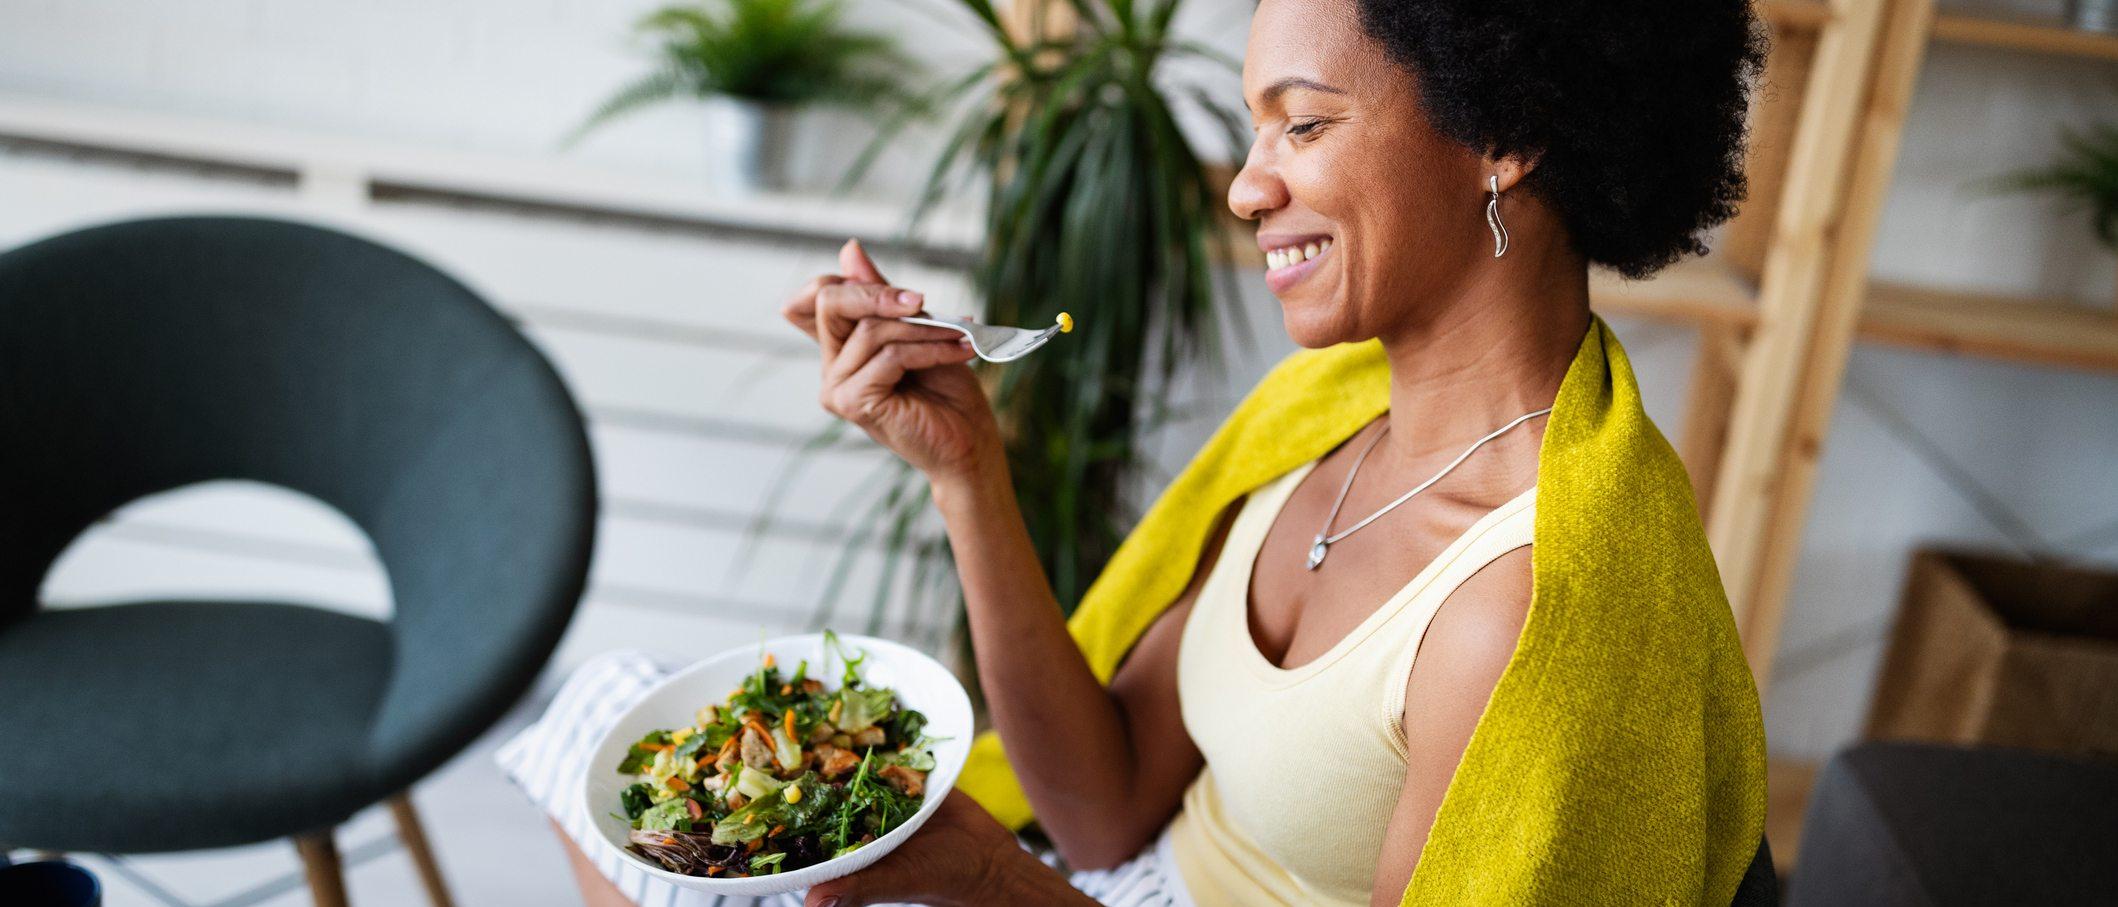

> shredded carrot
[665,776,690,792]
[762,652,776,669]
[641,742,673,752]
[746,839,762,853]
[769,825,785,837]
[779,683,793,695]
[705,866,721,876]
[782,710,798,738]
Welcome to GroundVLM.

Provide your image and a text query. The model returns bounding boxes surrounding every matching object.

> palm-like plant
[782,0,1250,643]
[571,0,911,140]
[1990,121,2118,249]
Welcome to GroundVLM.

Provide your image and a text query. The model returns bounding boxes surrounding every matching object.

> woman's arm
[1368,547,1533,905]
[784,240,1223,869]
[935,469,1229,868]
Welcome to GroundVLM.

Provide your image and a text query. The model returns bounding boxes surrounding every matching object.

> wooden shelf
[1592,259,2118,374]
[1760,2,2118,63]
[1590,258,1759,329]
[1931,12,2118,62]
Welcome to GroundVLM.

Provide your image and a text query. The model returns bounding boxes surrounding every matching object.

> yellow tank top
[1166,458,1537,906]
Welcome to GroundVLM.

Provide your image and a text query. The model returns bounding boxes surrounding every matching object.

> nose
[1227,137,1286,222]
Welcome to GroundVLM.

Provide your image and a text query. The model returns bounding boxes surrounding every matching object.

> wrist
[967,842,1074,905]
[927,449,1011,515]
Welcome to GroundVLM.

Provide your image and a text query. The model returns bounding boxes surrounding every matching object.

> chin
[1278,300,1363,349]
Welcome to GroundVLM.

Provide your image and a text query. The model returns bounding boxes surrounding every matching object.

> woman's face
[1231,0,1491,348]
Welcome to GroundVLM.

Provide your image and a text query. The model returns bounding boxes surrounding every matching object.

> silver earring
[1486,174,1509,258]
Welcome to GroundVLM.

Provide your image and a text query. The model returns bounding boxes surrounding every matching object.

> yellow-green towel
[955,316,1767,904]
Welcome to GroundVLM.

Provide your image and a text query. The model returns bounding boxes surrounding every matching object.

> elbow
[1049,825,1159,872]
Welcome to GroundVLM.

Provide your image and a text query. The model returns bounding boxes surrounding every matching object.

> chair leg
[293,830,349,907]
[389,792,456,907]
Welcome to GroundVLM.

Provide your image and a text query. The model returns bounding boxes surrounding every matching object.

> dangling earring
[1486,174,1509,258]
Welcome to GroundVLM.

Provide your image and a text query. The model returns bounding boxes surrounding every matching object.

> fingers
[816,282,924,359]
[827,318,968,385]
[781,274,843,340]
[822,339,977,423]
[839,237,887,284]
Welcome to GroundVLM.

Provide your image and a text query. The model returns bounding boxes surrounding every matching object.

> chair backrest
[0,215,597,769]
[1732,835,1779,906]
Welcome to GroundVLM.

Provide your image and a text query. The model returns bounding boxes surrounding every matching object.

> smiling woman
[503,0,1773,905]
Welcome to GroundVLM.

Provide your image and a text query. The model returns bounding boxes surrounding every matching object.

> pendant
[1307,535,1329,571]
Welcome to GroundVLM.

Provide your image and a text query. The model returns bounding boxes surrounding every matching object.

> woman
[500,0,1769,903]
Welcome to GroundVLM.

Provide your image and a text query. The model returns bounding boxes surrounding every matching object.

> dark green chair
[0,216,596,904]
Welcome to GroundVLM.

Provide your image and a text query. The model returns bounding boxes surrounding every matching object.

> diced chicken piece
[851,726,887,748]
[702,773,727,793]
[814,744,861,779]
[806,721,835,745]
[715,737,741,773]
[830,733,853,749]
[740,727,776,771]
[878,764,926,798]
[800,678,825,694]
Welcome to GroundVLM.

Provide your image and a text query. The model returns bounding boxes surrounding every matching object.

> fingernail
[896,290,922,308]
[817,899,840,907]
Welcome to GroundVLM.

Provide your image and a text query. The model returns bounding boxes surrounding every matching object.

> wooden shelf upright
[1589,0,2118,693]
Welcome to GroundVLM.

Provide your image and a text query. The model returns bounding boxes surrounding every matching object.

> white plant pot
[702,96,796,195]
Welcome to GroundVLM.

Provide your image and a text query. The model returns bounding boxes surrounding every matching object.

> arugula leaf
[750,852,787,874]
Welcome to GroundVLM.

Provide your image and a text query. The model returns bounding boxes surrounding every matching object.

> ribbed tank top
[1166,458,1537,906]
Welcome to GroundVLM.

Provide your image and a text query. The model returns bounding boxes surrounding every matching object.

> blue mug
[0,860,102,907]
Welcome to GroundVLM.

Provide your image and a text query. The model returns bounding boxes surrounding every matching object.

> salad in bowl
[582,632,972,895]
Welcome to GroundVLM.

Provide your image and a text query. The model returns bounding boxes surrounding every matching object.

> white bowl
[581,633,973,897]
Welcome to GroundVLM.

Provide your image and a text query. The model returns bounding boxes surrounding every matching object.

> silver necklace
[1306,408,1552,570]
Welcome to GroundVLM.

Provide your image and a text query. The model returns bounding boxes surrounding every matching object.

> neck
[1373,246,1592,467]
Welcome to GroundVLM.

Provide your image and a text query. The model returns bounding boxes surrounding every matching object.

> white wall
[4,0,2117,764]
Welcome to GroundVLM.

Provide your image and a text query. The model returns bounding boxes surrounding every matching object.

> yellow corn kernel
[784,784,802,804]
[828,699,843,724]
[1056,312,1074,333]
[670,727,694,745]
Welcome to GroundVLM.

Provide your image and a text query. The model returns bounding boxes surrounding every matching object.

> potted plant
[571,0,912,194]
[1991,119,2118,306]
[776,0,1249,641]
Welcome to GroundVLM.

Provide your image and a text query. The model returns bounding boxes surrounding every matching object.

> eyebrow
[1250,77,1346,111]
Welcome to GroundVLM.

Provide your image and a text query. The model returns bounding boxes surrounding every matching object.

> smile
[1262,237,1331,293]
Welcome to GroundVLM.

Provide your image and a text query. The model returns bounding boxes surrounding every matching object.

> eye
[1286,117,1330,140]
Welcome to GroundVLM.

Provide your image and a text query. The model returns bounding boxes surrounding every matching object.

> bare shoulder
[1405,545,1533,714]
[1424,545,1534,667]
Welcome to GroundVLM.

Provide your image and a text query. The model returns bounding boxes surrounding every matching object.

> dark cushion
[0,217,596,852]
[1786,741,2118,906]
[0,602,399,851]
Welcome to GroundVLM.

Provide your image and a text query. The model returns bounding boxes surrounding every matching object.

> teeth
[1265,238,1331,271]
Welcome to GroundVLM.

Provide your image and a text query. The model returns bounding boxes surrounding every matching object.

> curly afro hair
[1354,0,1767,279]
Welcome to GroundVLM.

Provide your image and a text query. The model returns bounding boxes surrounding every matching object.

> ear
[1483,152,1540,195]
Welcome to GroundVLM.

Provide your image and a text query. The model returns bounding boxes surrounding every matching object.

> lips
[1258,233,1333,294]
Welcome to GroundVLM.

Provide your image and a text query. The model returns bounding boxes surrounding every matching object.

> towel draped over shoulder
[954,316,1768,905]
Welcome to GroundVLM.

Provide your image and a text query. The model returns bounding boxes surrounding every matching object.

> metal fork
[896,314,1066,363]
